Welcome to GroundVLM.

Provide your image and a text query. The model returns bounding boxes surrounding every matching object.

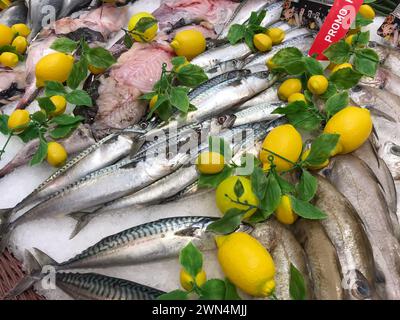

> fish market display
[1,0,400,302]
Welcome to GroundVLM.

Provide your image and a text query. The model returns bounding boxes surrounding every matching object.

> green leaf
[304,133,340,166]
[244,29,256,52]
[31,111,47,124]
[171,56,187,68]
[224,278,241,300]
[325,91,349,118]
[260,173,281,214]
[50,37,78,53]
[355,12,373,28]
[49,123,79,139]
[354,48,379,77]
[283,60,307,75]
[30,136,48,166]
[271,47,303,67]
[249,10,266,25]
[227,24,246,45]
[290,264,307,300]
[44,81,66,97]
[0,115,10,135]
[319,82,337,100]
[134,17,158,33]
[139,92,157,101]
[323,40,351,64]
[66,89,93,106]
[198,166,233,189]
[37,97,56,113]
[352,31,370,47]
[67,58,88,90]
[247,208,273,223]
[251,166,268,201]
[199,279,226,300]
[303,57,324,75]
[273,101,322,131]
[276,174,295,194]
[206,208,245,235]
[157,290,188,300]
[179,242,203,278]
[123,33,134,49]
[170,86,189,113]
[297,169,318,202]
[234,178,244,198]
[176,64,208,87]
[50,114,84,126]
[329,68,362,89]
[86,47,116,69]
[289,196,327,219]
[18,124,39,143]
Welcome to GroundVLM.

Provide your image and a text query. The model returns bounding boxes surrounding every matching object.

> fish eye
[140,122,148,129]
[390,144,400,156]
[352,85,362,92]
[218,116,227,124]
[351,280,371,299]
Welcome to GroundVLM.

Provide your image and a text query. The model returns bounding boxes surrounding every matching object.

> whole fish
[0,124,95,179]
[234,84,279,111]
[0,150,190,251]
[313,175,379,300]
[227,101,283,127]
[293,219,344,300]
[252,219,312,300]
[35,216,252,270]
[353,139,399,238]
[0,0,28,25]
[217,0,277,39]
[58,0,93,18]
[5,251,165,300]
[359,67,400,99]
[323,156,400,300]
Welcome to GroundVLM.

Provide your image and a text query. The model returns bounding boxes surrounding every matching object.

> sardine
[227,101,283,127]
[313,175,379,300]
[234,84,279,111]
[36,216,252,269]
[0,0,28,26]
[323,156,400,299]
[252,219,312,300]
[293,219,344,300]
[5,251,165,300]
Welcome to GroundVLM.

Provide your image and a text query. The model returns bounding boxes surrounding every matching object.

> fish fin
[129,135,146,158]
[68,212,95,240]
[32,247,59,267]
[2,250,43,300]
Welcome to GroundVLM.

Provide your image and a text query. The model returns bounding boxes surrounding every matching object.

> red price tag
[308,0,364,60]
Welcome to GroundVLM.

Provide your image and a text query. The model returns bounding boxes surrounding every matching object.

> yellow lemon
[266,28,285,45]
[0,52,19,68]
[128,12,158,42]
[345,35,354,46]
[275,195,298,225]
[47,142,67,167]
[324,106,372,155]
[49,95,67,117]
[12,36,28,54]
[359,4,375,20]
[278,78,302,101]
[180,269,207,291]
[331,63,352,74]
[215,176,259,219]
[149,94,158,110]
[259,124,303,172]
[215,232,275,297]
[35,52,74,87]
[7,109,30,133]
[11,23,31,37]
[88,64,105,75]
[307,75,329,95]
[253,33,272,52]
[170,29,206,61]
[196,151,225,175]
[288,92,306,103]
[301,148,329,170]
[266,58,277,71]
[0,24,14,46]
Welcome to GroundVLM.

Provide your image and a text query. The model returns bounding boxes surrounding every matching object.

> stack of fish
[0,0,400,300]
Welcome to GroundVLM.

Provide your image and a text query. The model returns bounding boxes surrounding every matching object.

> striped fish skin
[59,216,247,269]
[56,272,164,300]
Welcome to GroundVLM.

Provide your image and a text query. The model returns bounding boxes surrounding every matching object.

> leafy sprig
[141,57,208,121]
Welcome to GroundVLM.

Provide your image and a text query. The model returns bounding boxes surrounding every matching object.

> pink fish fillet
[54,4,128,40]
[153,0,239,33]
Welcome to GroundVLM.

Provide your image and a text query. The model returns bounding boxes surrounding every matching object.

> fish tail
[0,209,13,253]
[2,250,44,300]
[68,212,96,240]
